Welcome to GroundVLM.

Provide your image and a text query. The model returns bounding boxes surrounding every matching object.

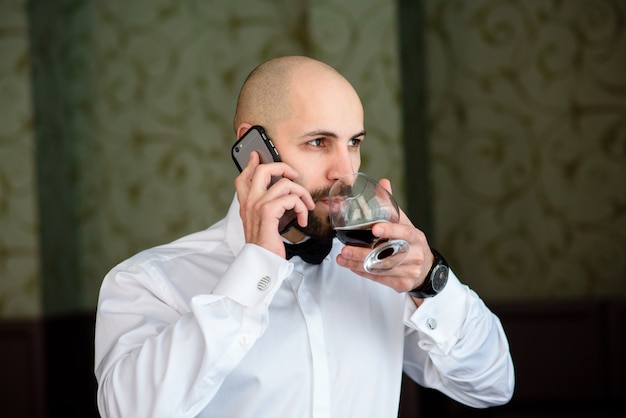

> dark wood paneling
[44,313,98,418]
[2,302,625,418]
[607,302,626,398]
[0,313,98,418]
[400,299,626,418]
[493,300,608,401]
[0,320,46,418]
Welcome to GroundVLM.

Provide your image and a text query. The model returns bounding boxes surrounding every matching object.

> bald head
[233,56,354,135]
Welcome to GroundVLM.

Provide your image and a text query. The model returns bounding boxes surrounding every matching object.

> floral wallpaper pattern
[0,0,401,316]
[76,0,401,313]
[0,0,41,317]
[1,0,624,317]
[426,0,626,298]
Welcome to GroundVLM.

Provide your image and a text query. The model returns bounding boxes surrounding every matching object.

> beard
[293,186,336,240]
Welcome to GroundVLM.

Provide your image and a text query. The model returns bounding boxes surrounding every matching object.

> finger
[246,150,261,168]
[337,251,405,285]
[336,252,367,273]
[241,151,261,181]
[258,177,316,213]
[274,193,314,225]
[371,222,415,244]
[337,245,369,266]
[248,185,314,232]
[248,162,300,193]
[378,178,392,195]
[375,178,413,228]
[234,152,260,199]
[338,251,420,290]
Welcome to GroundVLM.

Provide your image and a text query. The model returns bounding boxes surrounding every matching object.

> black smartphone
[231,125,296,233]
[232,125,281,171]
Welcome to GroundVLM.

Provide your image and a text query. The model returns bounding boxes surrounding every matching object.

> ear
[236,123,253,140]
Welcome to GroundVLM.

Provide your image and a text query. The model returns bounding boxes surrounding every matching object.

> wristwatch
[408,249,449,298]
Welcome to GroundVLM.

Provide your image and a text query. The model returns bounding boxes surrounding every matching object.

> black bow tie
[284,238,333,264]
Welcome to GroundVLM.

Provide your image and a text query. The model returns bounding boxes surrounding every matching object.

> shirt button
[257,276,271,291]
[426,317,438,330]
[240,336,250,346]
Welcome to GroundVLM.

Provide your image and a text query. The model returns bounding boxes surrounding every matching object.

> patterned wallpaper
[425,0,626,298]
[1,0,624,318]
[0,0,41,317]
[0,0,402,317]
[77,0,402,313]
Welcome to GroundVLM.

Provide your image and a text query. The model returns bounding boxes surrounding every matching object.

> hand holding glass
[329,172,409,273]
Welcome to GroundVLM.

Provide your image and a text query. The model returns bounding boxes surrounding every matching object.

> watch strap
[408,248,448,298]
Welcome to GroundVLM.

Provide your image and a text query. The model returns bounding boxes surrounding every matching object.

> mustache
[310,187,331,202]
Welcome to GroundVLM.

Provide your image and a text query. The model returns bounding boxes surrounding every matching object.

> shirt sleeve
[402,270,515,408]
[94,244,292,418]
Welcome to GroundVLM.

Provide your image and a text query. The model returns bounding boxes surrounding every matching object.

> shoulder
[103,222,233,294]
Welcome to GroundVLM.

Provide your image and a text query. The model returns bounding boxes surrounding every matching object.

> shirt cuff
[212,244,293,307]
[404,270,468,349]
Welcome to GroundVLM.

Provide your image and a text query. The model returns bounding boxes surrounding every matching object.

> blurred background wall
[0,0,624,417]
[425,0,626,300]
[1,0,403,319]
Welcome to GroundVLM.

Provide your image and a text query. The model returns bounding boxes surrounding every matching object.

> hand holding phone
[232,126,297,233]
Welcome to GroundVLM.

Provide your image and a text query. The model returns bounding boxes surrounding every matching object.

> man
[94,56,514,417]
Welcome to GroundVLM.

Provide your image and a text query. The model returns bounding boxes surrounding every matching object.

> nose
[328,146,358,182]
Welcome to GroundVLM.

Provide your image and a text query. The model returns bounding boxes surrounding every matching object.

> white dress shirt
[94,197,514,418]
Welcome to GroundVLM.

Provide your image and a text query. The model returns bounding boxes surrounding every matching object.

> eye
[348,137,363,148]
[307,138,324,147]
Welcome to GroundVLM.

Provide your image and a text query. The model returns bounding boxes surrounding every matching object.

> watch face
[432,265,449,292]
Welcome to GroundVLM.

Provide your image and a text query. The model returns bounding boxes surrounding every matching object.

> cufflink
[257,276,271,291]
[426,317,438,330]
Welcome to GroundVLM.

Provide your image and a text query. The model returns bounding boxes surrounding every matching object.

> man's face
[268,73,365,239]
